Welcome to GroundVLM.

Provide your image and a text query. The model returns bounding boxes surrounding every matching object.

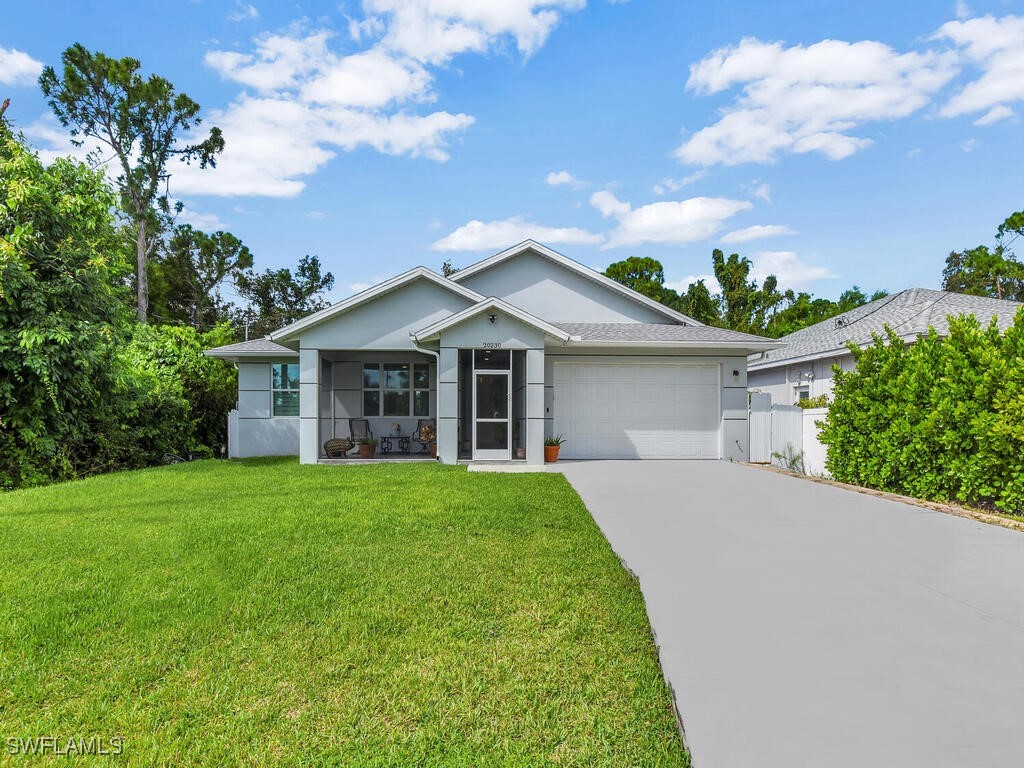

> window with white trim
[362,363,430,417]
[271,363,300,416]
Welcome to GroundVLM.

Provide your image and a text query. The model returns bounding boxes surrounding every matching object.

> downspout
[410,333,442,460]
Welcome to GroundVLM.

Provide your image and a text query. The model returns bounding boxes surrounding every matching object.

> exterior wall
[456,249,670,324]
[299,348,319,464]
[437,309,547,465]
[234,361,300,457]
[299,278,476,350]
[542,347,749,461]
[748,353,855,405]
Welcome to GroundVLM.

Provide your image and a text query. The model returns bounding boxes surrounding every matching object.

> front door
[473,349,511,461]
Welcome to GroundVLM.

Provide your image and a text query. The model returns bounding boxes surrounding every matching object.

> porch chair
[348,419,373,454]
[413,419,435,454]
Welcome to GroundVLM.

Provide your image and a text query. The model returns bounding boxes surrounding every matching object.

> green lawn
[0,459,688,766]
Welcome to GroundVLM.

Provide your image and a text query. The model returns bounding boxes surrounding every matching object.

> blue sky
[2,0,1022,303]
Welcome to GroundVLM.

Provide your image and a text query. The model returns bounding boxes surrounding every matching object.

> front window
[272,363,300,416]
[363,362,430,417]
[794,385,810,404]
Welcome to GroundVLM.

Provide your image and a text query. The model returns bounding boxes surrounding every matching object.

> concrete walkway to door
[559,460,1024,768]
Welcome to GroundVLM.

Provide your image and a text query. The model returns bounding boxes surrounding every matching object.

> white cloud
[306,210,327,219]
[938,15,1024,123]
[666,274,722,295]
[228,2,259,22]
[961,137,978,152]
[430,215,603,251]
[590,190,751,248]
[907,146,921,158]
[956,1,971,20]
[973,104,1015,125]
[653,170,707,195]
[364,0,586,65]
[176,205,228,231]
[676,37,958,166]
[0,46,43,87]
[751,182,771,203]
[750,251,836,290]
[545,169,580,186]
[721,224,796,244]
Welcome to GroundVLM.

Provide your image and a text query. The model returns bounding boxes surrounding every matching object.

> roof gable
[412,297,574,343]
[450,240,699,326]
[268,267,483,342]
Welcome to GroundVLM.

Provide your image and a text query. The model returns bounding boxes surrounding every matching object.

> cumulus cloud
[938,15,1024,124]
[666,274,722,295]
[676,37,958,166]
[749,251,836,290]
[590,190,752,248]
[721,224,796,244]
[364,0,585,65]
[545,169,580,186]
[430,216,603,251]
[176,205,228,231]
[0,45,44,86]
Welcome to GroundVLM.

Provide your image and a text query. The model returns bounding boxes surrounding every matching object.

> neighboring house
[748,288,1023,406]
[207,241,778,465]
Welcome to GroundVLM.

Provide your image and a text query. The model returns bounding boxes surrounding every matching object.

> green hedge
[819,310,1024,514]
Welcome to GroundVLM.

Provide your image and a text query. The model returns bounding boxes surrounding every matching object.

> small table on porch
[380,435,411,455]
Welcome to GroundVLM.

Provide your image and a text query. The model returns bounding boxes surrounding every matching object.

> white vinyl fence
[748,396,829,476]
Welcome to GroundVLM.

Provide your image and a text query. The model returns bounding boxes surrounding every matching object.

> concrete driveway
[560,460,1024,768]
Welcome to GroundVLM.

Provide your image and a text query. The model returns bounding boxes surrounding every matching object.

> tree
[40,44,224,322]
[0,123,129,486]
[942,210,1024,301]
[235,255,335,338]
[152,225,253,330]
[711,249,787,334]
[676,280,720,325]
[441,259,459,277]
[604,256,667,301]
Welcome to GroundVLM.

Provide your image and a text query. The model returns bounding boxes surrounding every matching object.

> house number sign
[482,342,502,349]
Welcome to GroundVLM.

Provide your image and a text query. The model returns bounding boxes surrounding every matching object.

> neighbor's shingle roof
[750,288,1023,369]
[557,322,777,345]
[205,337,297,357]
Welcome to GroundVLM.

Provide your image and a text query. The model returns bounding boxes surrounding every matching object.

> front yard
[0,459,687,766]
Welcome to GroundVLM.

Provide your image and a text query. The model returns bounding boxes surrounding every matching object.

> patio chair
[412,419,435,454]
[348,419,373,453]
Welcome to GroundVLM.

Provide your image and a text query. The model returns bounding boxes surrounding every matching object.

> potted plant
[419,423,437,458]
[358,437,379,459]
[544,435,565,463]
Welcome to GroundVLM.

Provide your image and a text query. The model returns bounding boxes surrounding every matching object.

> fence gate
[748,395,803,465]
[749,393,772,463]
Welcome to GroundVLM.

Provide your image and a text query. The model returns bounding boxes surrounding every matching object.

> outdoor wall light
[488,313,497,323]
[732,369,739,377]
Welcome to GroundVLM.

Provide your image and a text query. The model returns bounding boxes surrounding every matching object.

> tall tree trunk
[136,221,149,322]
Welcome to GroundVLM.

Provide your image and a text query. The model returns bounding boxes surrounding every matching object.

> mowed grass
[0,459,688,767]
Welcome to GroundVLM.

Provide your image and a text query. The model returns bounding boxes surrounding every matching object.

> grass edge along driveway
[0,458,688,767]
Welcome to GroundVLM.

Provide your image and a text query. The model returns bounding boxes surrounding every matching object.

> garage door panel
[553,361,720,459]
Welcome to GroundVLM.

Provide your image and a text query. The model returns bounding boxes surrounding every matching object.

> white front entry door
[552,361,721,459]
[473,370,511,460]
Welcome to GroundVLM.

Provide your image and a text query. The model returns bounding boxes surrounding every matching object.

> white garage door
[552,361,721,459]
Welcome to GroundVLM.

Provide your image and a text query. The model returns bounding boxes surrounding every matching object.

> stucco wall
[234,361,300,457]
[298,278,476,350]
[456,249,671,324]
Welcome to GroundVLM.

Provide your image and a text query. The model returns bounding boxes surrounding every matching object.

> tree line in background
[603,251,887,338]
[1,46,335,489]
[602,209,1024,338]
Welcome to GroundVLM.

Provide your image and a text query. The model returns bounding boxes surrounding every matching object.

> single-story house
[748,287,1023,405]
[207,240,778,465]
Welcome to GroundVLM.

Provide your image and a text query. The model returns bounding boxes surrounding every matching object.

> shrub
[819,310,1024,514]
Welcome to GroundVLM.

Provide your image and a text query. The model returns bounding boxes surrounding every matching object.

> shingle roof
[750,288,1023,369]
[557,322,778,346]
[205,337,297,358]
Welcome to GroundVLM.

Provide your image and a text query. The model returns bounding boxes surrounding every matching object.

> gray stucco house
[748,287,1023,405]
[207,240,778,465]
